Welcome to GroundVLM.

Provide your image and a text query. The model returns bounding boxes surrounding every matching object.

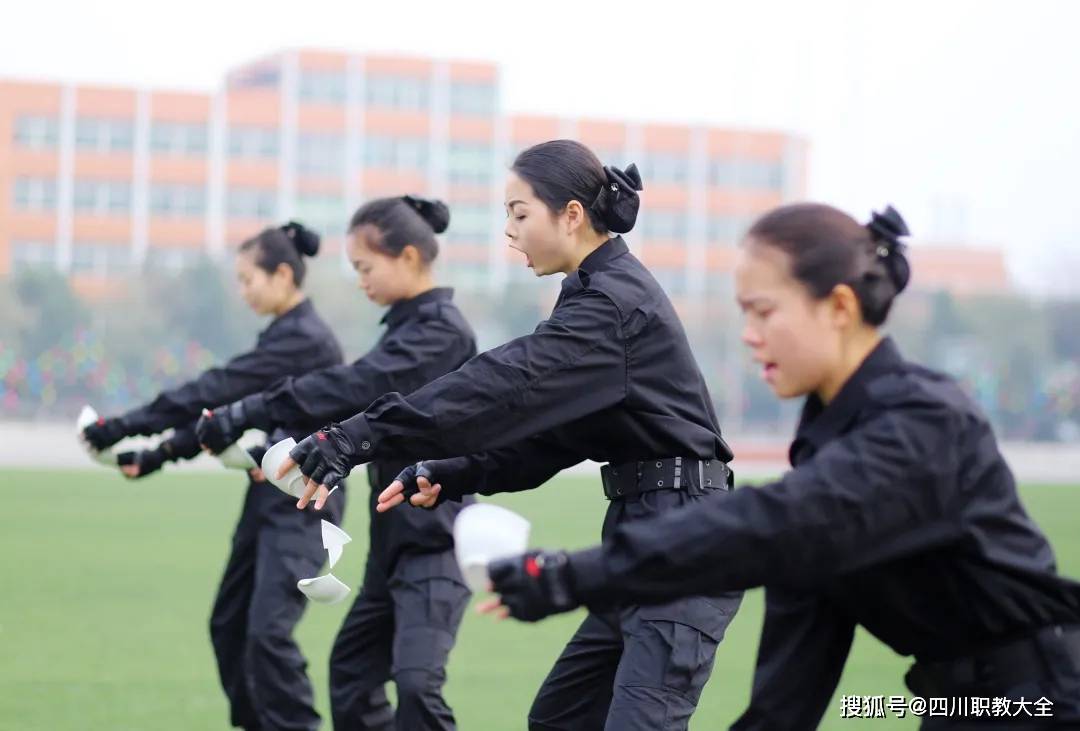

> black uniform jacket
[566,337,1080,728]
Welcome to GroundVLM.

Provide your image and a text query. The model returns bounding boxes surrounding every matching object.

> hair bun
[279,221,320,257]
[591,163,643,234]
[402,195,450,234]
[867,205,910,245]
[866,205,911,294]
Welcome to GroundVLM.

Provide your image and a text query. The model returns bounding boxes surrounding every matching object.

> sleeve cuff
[119,410,152,437]
[240,393,272,431]
[567,546,613,607]
[162,428,202,461]
[429,456,475,503]
[141,445,169,473]
[340,414,377,462]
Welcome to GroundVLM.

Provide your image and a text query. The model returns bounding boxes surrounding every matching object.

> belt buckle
[697,460,714,491]
[604,464,622,499]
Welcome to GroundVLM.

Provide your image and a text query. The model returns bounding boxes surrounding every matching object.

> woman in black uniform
[81,222,344,731]
[195,196,477,731]
[278,140,744,731]
[485,203,1080,729]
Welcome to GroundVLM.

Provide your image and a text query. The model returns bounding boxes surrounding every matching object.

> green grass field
[1,469,1077,731]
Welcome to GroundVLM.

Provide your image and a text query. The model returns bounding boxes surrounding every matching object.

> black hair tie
[400,194,450,234]
[280,221,300,239]
[279,220,320,257]
[866,205,911,293]
[590,163,643,234]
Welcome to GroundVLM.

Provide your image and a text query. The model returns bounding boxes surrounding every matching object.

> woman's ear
[563,200,587,236]
[828,283,862,329]
[399,244,424,270]
[274,262,296,286]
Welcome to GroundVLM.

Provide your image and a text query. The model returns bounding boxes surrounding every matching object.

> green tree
[9,268,87,359]
[1047,300,1080,361]
[150,256,257,361]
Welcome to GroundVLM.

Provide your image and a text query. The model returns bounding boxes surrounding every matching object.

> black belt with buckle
[600,457,733,500]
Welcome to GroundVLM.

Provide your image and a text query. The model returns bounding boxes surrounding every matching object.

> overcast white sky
[3,0,1078,294]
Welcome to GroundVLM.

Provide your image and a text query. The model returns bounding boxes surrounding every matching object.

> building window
[150,121,209,156]
[710,158,784,191]
[299,70,347,104]
[227,187,276,219]
[227,126,279,159]
[144,246,201,272]
[73,179,132,215]
[297,133,345,176]
[363,135,428,171]
[638,153,689,184]
[150,184,206,217]
[70,242,133,276]
[11,241,56,272]
[449,82,496,117]
[651,267,687,296]
[365,75,430,111]
[443,204,492,244]
[295,194,347,237]
[592,148,628,168]
[228,63,280,91]
[75,117,134,152]
[13,115,59,149]
[447,142,493,185]
[12,177,58,212]
[707,215,752,245]
[441,262,491,290]
[744,159,784,190]
[637,210,688,241]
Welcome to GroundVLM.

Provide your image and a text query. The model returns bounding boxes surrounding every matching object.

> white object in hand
[453,503,531,592]
[321,519,352,570]
[76,405,118,467]
[202,407,258,471]
[297,574,350,604]
[218,443,258,471]
[261,436,341,501]
[261,438,306,498]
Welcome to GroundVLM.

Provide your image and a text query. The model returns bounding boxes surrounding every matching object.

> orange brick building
[0,48,1007,298]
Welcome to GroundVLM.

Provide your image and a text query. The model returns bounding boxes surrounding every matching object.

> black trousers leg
[242,515,326,731]
[528,593,740,731]
[329,556,396,731]
[527,611,624,731]
[210,487,262,731]
[604,596,734,731]
[387,554,470,731]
